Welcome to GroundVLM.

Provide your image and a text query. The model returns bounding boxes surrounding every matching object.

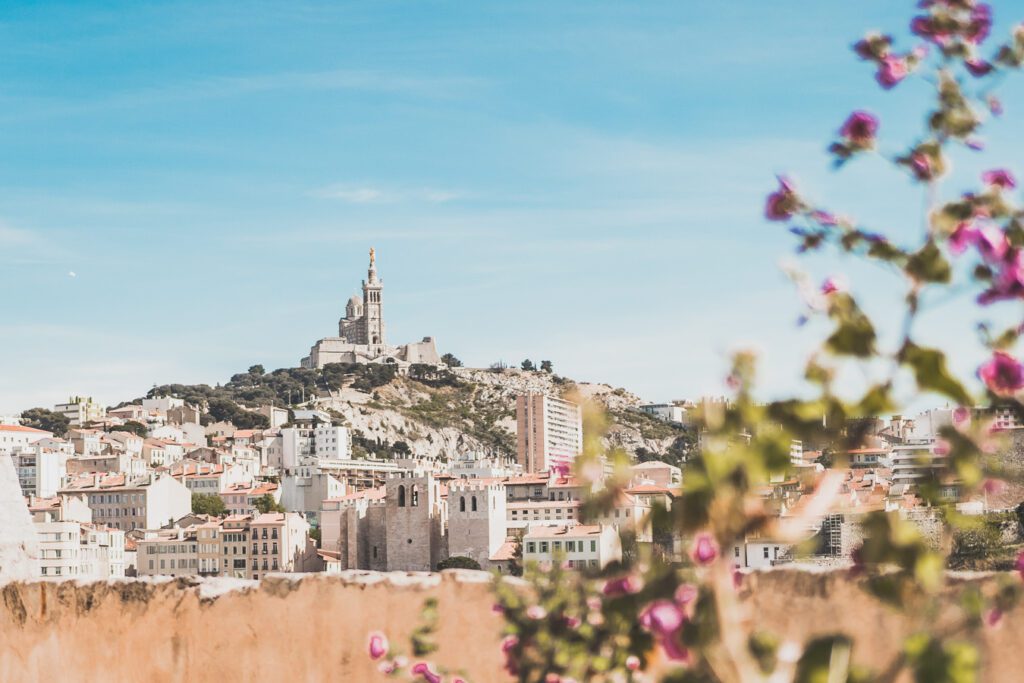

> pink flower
[933,439,951,456]
[820,277,846,296]
[985,607,1003,628]
[690,532,719,565]
[965,59,993,77]
[948,222,978,255]
[501,636,519,676]
[988,96,1004,116]
[639,600,686,635]
[602,574,643,597]
[1015,551,1024,579]
[526,605,547,620]
[953,406,971,426]
[909,152,933,180]
[639,600,690,662]
[979,251,1024,304]
[491,603,505,615]
[674,584,698,605]
[732,565,743,590]
[625,655,642,671]
[966,3,993,44]
[876,56,908,89]
[810,209,838,226]
[411,661,442,683]
[974,223,1010,263]
[765,176,799,221]
[979,351,1024,396]
[966,138,985,151]
[367,632,389,661]
[982,168,1017,189]
[839,111,879,144]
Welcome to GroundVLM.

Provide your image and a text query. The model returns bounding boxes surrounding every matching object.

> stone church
[301,249,441,369]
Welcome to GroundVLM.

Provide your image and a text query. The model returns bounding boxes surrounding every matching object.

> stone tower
[384,473,444,571]
[362,247,385,354]
[447,480,508,570]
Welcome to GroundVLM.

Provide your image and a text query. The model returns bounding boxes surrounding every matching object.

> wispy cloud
[310,183,465,204]
[0,222,36,246]
[0,69,486,124]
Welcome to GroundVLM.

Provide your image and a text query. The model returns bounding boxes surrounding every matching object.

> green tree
[253,493,285,514]
[393,441,411,456]
[19,407,70,437]
[111,421,148,437]
[248,364,265,376]
[540,359,553,373]
[191,493,226,516]
[436,556,481,571]
[441,353,463,368]
[520,359,536,371]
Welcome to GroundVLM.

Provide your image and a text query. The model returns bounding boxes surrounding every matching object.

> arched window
[471,496,478,512]
[412,486,419,507]
[459,496,466,512]
[398,485,406,508]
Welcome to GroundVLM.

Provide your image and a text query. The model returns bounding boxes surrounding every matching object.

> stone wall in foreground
[1,569,1023,682]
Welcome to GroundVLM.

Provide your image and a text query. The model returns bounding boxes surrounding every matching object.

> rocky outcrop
[314,368,690,462]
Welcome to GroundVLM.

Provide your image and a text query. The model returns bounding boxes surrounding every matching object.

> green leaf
[900,342,972,405]
[794,636,853,683]
[906,240,952,284]
[826,317,877,357]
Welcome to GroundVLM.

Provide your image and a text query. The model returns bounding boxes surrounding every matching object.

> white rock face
[0,455,39,583]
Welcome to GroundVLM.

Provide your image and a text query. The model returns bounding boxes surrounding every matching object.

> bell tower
[362,247,385,354]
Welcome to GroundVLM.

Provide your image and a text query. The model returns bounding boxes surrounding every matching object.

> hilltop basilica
[300,249,441,370]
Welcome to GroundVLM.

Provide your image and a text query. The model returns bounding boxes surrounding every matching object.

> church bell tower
[362,247,385,354]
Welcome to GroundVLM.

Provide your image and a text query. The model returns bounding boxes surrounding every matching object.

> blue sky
[3,1,1024,414]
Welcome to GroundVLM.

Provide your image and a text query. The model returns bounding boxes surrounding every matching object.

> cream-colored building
[30,497,125,580]
[516,394,583,473]
[300,249,441,369]
[137,527,199,578]
[522,524,621,570]
[54,396,106,428]
[60,473,192,531]
[248,512,315,580]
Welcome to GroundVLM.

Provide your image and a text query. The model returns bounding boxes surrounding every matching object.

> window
[763,547,769,559]
[411,486,419,507]
[734,547,740,558]
[398,485,406,507]
[540,542,549,553]
[373,546,378,559]
[526,542,536,553]
[590,541,596,552]
[553,541,561,551]
[471,496,477,512]
[459,497,465,512]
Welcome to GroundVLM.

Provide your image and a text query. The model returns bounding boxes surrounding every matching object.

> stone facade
[446,480,507,569]
[301,249,442,370]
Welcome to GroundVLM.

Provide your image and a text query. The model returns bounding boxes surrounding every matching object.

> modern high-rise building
[516,394,584,473]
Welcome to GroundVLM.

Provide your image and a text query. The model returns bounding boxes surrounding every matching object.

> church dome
[347,295,363,308]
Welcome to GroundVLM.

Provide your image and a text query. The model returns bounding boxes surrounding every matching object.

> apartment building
[60,473,191,531]
[0,424,52,456]
[516,394,583,473]
[54,396,106,428]
[522,524,621,570]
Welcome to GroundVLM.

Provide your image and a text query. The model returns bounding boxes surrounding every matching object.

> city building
[522,524,622,570]
[249,512,316,579]
[54,396,106,428]
[0,424,52,456]
[60,473,192,531]
[516,394,583,474]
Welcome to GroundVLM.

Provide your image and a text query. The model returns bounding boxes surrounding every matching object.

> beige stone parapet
[1,569,1023,682]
